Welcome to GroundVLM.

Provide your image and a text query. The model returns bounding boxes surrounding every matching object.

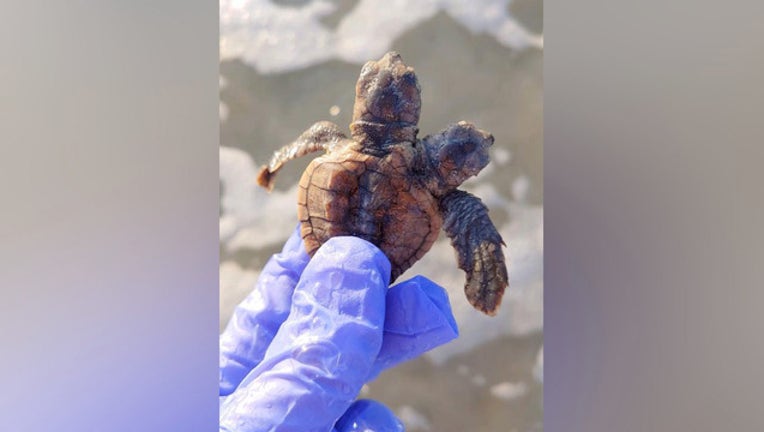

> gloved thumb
[333,399,404,432]
[220,237,390,432]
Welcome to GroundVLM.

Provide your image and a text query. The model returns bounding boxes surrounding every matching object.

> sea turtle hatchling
[257,52,507,315]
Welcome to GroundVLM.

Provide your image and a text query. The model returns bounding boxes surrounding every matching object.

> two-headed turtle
[257,52,507,315]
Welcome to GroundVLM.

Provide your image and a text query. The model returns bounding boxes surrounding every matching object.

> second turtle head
[423,121,494,194]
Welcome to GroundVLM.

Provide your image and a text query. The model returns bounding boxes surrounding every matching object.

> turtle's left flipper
[439,190,508,316]
[257,121,350,191]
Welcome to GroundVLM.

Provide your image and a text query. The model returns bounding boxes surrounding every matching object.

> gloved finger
[219,224,310,396]
[366,275,459,381]
[220,236,391,432]
[333,399,404,432]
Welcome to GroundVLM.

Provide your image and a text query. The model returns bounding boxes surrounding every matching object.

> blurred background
[219,0,543,430]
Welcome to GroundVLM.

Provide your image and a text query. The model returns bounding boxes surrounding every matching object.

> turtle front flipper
[439,190,508,316]
[257,121,350,191]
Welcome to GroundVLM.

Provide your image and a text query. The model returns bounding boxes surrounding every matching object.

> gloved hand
[220,226,459,431]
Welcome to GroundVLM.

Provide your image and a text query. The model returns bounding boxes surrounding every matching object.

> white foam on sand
[471,373,487,387]
[219,261,260,329]
[219,75,229,122]
[220,0,543,74]
[398,405,432,431]
[219,146,298,251]
[493,147,512,165]
[490,381,528,401]
[512,174,531,202]
[219,146,300,328]
[533,346,543,383]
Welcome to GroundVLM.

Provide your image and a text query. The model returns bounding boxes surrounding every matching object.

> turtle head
[423,122,494,194]
[350,52,421,145]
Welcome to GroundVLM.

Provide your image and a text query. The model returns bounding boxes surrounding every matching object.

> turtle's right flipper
[257,121,349,191]
[439,189,508,316]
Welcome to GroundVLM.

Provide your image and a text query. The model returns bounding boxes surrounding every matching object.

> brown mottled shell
[298,142,441,281]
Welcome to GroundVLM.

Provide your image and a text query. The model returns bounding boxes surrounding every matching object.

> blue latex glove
[220,226,459,431]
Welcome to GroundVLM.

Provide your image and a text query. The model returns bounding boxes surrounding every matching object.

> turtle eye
[462,140,476,153]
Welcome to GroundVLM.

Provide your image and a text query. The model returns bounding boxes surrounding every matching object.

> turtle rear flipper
[439,190,508,315]
[257,121,350,191]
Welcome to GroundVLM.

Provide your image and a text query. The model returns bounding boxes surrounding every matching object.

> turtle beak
[480,130,494,147]
[474,131,493,172]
